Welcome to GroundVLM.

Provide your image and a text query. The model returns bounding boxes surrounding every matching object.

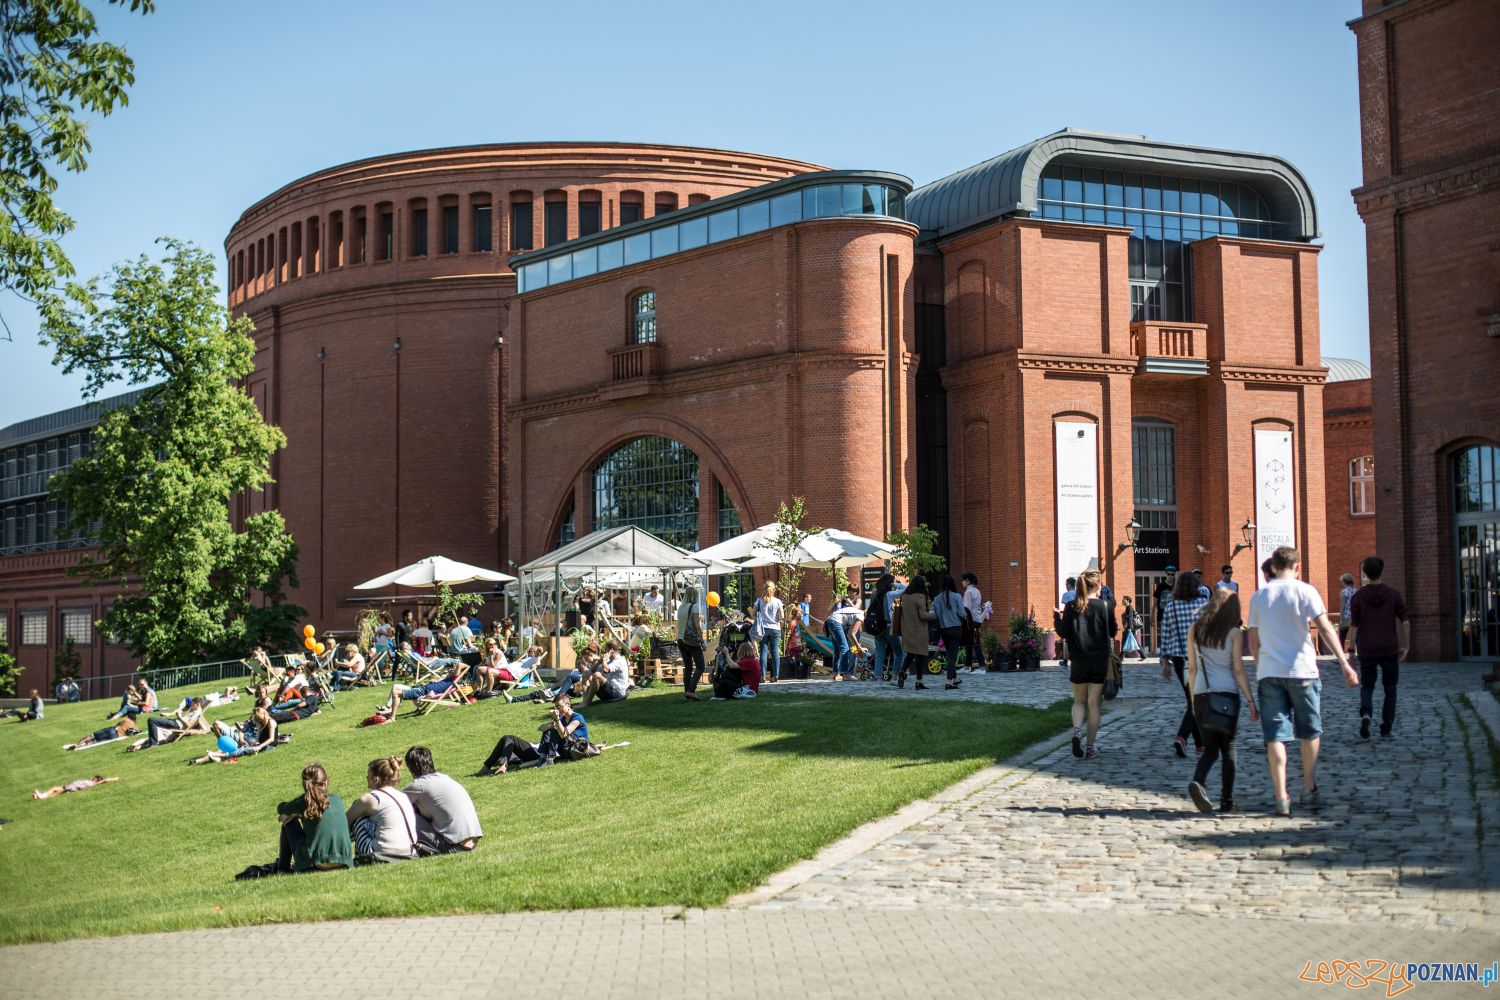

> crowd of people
[1057,546,1409,817]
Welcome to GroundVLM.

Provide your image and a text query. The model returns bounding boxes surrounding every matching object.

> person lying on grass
[481,693,590,775]
[376,662,465,718]
[403,745,482,854]
[274,762,353,873]
[189,708,278,764]
[34,775,119,799]
[269,690,322,724]
[63,718,140,750]
[345,755,418,864]
[125,697,210,751]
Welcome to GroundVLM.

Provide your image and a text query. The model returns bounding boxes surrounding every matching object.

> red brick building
[1,130,1353,690]
[1321,359,1376,602]
[1350,0,1500,660]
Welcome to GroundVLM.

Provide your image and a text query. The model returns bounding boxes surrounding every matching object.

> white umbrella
[796,529,898,569]
[697,524,844,567]
[353,555,517,590]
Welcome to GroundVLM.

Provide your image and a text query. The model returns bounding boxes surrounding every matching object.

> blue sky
[0,0,1369,426]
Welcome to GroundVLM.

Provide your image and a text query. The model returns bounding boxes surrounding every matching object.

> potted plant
[1006,609,1044,671]
[648,617,680,663]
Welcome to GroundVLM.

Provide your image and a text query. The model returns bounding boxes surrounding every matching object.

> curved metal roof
[1321,357,1371,382]
[906,128,1319,243]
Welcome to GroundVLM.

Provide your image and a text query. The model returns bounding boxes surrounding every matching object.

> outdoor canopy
[517,525,719,575]
[352,555,517,590]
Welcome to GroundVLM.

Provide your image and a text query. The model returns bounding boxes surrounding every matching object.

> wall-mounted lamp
[316,347,325,360]
[1115,518,1142,555]
[1231,519,1257,557]
[392,338,402,351]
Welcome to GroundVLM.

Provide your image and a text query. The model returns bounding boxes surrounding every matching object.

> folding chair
[399,650,445,686]
[412,678,475,716]
[363,647,390,685]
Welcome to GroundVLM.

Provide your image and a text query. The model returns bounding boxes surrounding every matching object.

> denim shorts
[1258,677,1322,743]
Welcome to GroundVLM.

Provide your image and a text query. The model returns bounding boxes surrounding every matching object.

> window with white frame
[0,612,7,646]
[632,291,657,344]
[1350,455,1375,516]
[60,609,93,644]
[20,610,47,645]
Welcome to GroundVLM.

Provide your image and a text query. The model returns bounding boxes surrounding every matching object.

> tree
[0,638,19,697]
[766,497,819,609]
[41,239,303,666]
[884,523,947,581]
[0,0,155,334]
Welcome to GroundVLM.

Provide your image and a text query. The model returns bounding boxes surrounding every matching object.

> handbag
[890,598,903,638]
[1103,654,1123,700]
[681,606,703,648]
[1198,690,1241,733]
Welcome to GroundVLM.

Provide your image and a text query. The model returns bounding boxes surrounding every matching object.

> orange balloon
[706,591,720,607]
[314,642,326,656]
[304,636,316,650]
[302,624,316,639]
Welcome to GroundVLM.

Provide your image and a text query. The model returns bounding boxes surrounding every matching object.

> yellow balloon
[314,642,326,656]
[304,636,317,650]
[706,591,720,607]
[303,624,316,639]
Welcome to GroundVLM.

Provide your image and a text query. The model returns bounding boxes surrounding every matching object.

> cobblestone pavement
[764,658,1171,708]
[753,660,1500,933]
[5,660,1497,999]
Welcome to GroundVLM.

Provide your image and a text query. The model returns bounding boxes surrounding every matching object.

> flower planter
[653,639,681,663]
[1018,655,1041,672]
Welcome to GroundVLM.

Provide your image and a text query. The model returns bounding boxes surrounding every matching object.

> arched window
[555,498,575,548]
[1453,444,1500,659]
[593,436,699,549]
[1349,455,1375,516]
[632,291,657,344]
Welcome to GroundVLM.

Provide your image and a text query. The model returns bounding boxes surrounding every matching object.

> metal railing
[62,653,308,703]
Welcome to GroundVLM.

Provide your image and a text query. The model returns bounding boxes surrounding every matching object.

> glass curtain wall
[592,436,700,550]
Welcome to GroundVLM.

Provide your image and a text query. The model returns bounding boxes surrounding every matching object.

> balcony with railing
[1129,321,1209,377]
[603,342,662,398]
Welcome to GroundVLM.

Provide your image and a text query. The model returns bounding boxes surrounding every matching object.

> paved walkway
[6,659,1498,999]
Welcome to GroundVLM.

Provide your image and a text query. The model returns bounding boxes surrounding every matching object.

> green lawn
[0,680,1070,944]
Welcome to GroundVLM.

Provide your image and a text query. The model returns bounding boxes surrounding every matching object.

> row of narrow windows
[231,189,713,295]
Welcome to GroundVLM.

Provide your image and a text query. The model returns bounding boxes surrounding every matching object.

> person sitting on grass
[190,708,278,764]
[106,677,156,721]
[481,693,589,775]
[55,677,81,703]
[34,775,119,799]
[331,643,368,689]
[377,661,465,717]
[275,762,353,873]
[345,755,418,864]
[402,745,482,854]
[579,640,630,709]
[713,642,762,700]
[128,697,210,750]
[19,688,44,721]
[63,718,140,750]
[543,642,598,699]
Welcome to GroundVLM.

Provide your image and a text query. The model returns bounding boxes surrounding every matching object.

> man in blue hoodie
[1345,555,1410,739]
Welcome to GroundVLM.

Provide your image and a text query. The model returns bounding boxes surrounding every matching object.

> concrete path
[6,659,1498,999]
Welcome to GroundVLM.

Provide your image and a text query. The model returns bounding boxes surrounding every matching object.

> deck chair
[363,647,390,685]
[484,652,546,701]
[798,623,836,666]
[399,650,447,686]
[411,679,475,716]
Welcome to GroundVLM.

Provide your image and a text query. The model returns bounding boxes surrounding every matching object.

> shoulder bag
[1198,689,1241,734]
[890,597,903,638]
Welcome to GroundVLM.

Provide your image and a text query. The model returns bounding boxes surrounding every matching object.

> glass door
[1453,445,1500,659]
[1135,572,1167,654]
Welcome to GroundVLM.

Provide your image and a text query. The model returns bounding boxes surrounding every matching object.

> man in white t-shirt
[642,586,665,616]
[1246,546,1358,818]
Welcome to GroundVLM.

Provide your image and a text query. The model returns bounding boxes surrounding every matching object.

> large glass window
[441,206,459,254]
[632,291,657,344]
[510,201,534,251]
[593,437,700,549]
[20,610,46,646]
[579,199,601,237]
[1132,419,1177,530]
[544,202,568,246]
[411,208,428,257]
[1038,165,1280,322]
[1454,444,1500,658]
[1350,455,1375,516]
[717,483,742,542]
[472,204,491,252]
[61,609,92,644]
[555,498,575,549]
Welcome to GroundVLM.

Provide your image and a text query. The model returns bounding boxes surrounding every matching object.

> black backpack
[862,599,886,636]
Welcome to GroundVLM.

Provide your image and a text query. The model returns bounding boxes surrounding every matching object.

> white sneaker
[971,667,987,675]
[956,667,970,675]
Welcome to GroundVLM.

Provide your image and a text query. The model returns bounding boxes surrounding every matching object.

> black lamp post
[1115,518,1142,555]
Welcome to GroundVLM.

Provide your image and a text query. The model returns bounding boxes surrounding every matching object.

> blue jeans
[759,629,782,681]
[827,620,853,676]
[875,634,903,677]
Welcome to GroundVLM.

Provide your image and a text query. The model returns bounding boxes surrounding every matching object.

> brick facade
[1350,0,1500,659]
[1322,375,1376,600]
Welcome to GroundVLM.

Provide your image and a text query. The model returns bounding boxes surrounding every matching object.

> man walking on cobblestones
[1345,555,1409,739]
[1247,546,1359,817]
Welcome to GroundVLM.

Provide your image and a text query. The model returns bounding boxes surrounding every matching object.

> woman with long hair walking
[1061,569,1115,758]
[1186,588,1258,813]
[932,575,967,689]
[1159,571,1210,756]
[895,574,935,689]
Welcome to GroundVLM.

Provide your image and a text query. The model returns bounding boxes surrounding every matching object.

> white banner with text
[1254,428,1297,575]
[1055,421,1099,599]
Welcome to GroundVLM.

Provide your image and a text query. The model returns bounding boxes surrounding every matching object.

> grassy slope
[0,681,1069,944]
